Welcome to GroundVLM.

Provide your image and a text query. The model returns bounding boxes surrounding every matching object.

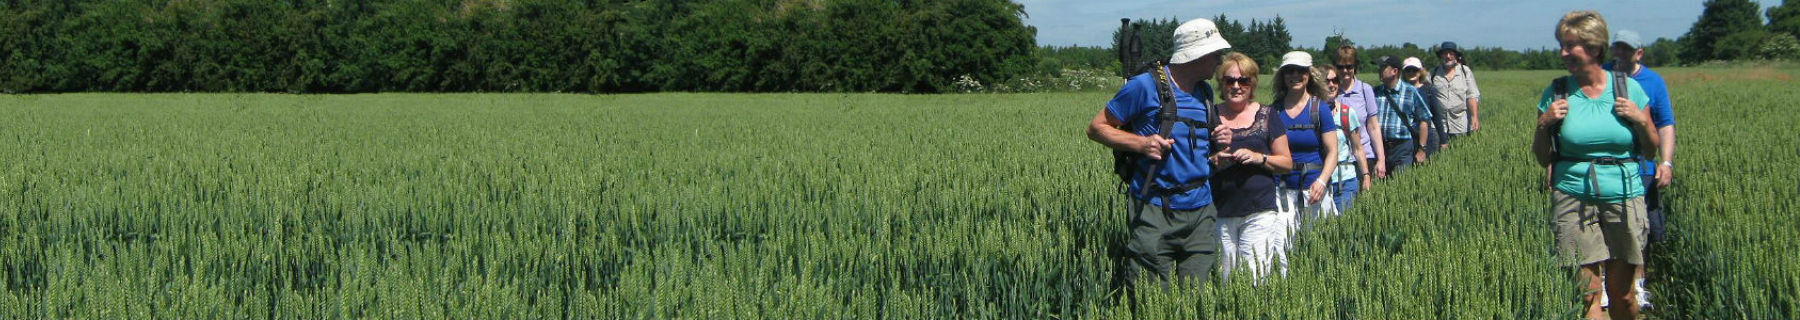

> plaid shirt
[1373,83,1433,141]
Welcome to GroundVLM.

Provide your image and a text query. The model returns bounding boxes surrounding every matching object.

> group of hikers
[1086,11,1676,320]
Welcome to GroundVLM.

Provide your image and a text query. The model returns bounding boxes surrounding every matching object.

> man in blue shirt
[1370,56,1433,177]
[1086,18,1231,287]
[1601,28,1676,312]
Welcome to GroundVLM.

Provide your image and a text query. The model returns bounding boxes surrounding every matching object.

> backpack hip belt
[1557,156,1638,196]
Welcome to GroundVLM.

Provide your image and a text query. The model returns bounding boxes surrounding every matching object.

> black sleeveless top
[1210,106,1286,218]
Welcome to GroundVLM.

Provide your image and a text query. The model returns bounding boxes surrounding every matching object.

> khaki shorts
[1551,190,1648,266]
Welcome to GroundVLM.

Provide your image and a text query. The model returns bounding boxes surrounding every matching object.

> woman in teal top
[1532,11,1660,320]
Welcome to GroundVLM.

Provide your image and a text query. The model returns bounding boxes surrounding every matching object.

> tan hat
[1402,57,1424,71]
[1280,51,1313,69]
[1170,19,1232,64]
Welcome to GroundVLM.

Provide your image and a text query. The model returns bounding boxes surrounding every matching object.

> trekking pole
[1118,19,1135,80]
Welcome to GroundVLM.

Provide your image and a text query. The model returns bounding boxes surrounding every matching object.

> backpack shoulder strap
[1337,101,1354,136]
[1150,62,1178,135]
[1429,65,1443,85]
[1197,81,1215,110]
[1386,86,1415,125]
[1191,81,1214,130]
[1613,70,1643,159]
[1312,97,1326,144]
[1208,90,1220,131]
[1311,97,1323,127]
[1551,76,1570,101]
[1613,71,1628,100]
[1547,75,1572,160]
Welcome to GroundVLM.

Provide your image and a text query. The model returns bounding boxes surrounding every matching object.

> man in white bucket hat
[1087,18,1231,289]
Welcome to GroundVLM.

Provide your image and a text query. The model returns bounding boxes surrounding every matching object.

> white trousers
[1278,187,1338,235]
[1217,209,1288,284]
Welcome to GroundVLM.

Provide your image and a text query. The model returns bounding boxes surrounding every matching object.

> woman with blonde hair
[1209,52,1294,283]
[1533,10,1658,320]
[1273,52,1340,230]
[1403,57,1448,158]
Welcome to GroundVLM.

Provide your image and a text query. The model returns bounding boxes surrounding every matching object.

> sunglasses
[1221,76,1253,86]
[1335,64,1357,70]
[1281,67,1310,75]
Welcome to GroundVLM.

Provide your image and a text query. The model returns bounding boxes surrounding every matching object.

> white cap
[1280,51,1313,68]
[1170,19,1232,64]
[1402,57,1424,70]
[1613,29,1645,49]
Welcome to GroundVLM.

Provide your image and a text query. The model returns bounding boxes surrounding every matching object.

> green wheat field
[0,67,1794,319]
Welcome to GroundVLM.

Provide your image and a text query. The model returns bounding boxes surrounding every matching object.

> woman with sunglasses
[1322,67,1370,213]
[1332,46,1382,185]
[1209,52,1294,283]
[1272,51,1339,242]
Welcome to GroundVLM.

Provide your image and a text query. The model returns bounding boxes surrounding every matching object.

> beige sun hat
[1169,19,1232,64]
[1280,51,1313,69]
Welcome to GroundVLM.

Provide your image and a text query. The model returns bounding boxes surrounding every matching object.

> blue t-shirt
[1105,67,1215,210]
[1274,98,1338,187]
[1603,62,1675,177]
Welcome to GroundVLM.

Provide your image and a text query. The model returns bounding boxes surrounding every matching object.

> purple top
[1337,79,1380,159]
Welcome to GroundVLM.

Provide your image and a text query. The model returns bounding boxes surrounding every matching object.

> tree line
[1681,0,1800,63]
[1093,16,1673,76]
[1069,1,1798,77]
[1105,15,1292,78]
[3,0,1794,93]
[0,0,1037,93]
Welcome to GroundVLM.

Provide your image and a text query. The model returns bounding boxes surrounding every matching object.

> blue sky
[1020,0,1783,51]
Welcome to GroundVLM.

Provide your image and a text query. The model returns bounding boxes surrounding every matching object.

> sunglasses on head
[1221,76,1253,86]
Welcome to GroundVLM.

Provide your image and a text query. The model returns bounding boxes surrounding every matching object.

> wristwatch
[1661,161,1673,169]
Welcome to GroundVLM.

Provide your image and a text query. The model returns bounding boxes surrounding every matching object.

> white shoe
[1636,284,1654,311]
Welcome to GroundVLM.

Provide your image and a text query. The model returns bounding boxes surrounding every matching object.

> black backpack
[1111,63,1215,198]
